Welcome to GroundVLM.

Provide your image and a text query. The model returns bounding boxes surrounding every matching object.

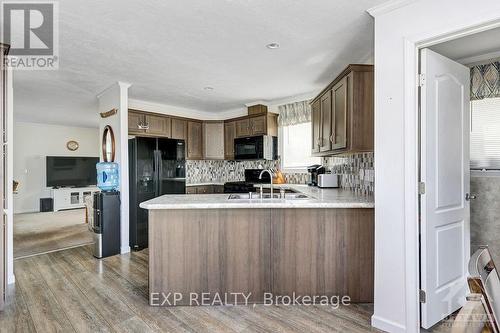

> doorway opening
[418,26,500,331]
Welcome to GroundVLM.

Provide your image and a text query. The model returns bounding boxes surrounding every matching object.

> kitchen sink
[228,192,310,200]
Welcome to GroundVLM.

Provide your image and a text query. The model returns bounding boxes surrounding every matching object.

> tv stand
[51,186,100,212]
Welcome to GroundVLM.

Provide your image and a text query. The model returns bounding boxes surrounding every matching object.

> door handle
[465,193,477,201]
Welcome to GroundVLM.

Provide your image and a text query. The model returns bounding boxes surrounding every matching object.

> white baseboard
[8,273,15,285]
[121,245,131,254]
[371,315,407,333]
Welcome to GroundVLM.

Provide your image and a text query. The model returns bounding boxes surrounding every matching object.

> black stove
[223,169,273,193]
[223,181,254,193]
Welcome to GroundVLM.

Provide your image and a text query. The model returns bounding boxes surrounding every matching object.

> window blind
[470,97,500,169]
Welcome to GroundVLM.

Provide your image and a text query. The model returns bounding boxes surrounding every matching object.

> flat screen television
[46,156,99,188]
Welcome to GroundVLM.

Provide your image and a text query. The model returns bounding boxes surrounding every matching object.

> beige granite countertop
[140,184,374,210]
[186,182,225,186]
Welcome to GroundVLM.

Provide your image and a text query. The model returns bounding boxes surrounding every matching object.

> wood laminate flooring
[0,245,381,333]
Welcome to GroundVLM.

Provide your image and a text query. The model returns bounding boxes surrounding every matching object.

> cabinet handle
[138,122,149,130]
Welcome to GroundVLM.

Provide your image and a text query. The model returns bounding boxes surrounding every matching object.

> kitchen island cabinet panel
[149,209,271,305]
[148,206,374,305]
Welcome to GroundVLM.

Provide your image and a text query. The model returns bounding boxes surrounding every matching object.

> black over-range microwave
[234,135,278,160]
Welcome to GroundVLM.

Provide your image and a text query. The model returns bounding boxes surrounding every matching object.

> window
[280,122,321,171]
[470,97,500,170]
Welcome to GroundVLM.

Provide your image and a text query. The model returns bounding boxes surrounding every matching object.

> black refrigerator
[128,137,185,250]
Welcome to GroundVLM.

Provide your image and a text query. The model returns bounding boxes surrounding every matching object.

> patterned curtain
[471,61,500,100]
[277,100,311,127]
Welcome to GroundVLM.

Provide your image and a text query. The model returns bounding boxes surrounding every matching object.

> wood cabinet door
[224,122,236,160]
[203,122,224,159]
[319,91,332,152]
[145,115,171,137]
[213,185,224,193]
[250,115,267,135]
[187,121,203,159]
[311,100,321,153]
[196,185,214,194]
[171,118,187,140]
[128,111,145,134]
[331,76,348,150]
[186,187,197,194]
[235,119,250,137]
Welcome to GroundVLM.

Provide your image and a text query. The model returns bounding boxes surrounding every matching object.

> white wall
[370,1,500,332]
[98,82,131,254]
[6,66,14,284]
[13,122,99,214]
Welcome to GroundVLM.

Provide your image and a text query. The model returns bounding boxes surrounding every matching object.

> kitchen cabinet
[319,91,332,152]
[129,111,171,137]
[250,115,267,135]
[224,121,236,160]
[145,114,171,137]
[234,113,278,138]
[186,185,224,194]
[187,121,203,159]
[311,100,321,153]
[235,118,251,137]
[128,111,145,135]
[311,64,373,156]
[171,118,187,140]
[331,76,348,150]
[248,104,268,115]
[203,121,224,160]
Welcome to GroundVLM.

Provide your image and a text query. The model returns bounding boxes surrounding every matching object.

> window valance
[471,61,500,101]
[277,100,311,127]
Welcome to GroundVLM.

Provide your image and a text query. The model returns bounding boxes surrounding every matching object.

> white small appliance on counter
[317,174,339,188]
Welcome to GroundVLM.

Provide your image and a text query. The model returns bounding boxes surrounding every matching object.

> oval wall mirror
[102,125,116,162]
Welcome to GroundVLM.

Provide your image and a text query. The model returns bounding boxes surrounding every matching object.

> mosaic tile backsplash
[186,152,374,195]
[322,152,374,195]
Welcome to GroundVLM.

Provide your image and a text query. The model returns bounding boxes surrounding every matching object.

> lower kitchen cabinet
[186,185,224,194]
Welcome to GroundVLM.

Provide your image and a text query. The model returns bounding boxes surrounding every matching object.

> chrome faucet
[259,169,273,198]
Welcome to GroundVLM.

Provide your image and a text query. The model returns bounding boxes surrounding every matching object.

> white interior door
[420,48,470,329]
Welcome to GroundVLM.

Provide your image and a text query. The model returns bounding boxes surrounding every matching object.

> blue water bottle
[96,162,119,191]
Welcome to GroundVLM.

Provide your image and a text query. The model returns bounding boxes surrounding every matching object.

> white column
[97,81,131,254]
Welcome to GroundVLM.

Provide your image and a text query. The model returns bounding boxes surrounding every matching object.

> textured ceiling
[13,0,384,127]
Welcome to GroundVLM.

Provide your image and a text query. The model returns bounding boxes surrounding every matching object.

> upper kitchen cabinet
[128,110,171,137]
[311,100,321,153]
[187,121,203,159]
[171,118,187,140]
[145,114,171,137]
[203,121,224,160]
[224,121,236,160]
[128,110,146,135]
[319,91,332,152]
[311,64,373,156]
[234,113,278,138]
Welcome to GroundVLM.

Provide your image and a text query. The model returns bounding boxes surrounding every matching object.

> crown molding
[367,0,416,18]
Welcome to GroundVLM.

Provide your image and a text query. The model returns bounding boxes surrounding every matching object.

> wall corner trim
[366,0,416,18]
[371,315,407,333]
[8,273,15,285]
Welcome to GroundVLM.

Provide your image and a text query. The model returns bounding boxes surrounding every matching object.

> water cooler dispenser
[91,191,121,258]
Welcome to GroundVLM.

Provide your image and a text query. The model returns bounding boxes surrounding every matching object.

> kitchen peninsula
[140,185,374,306]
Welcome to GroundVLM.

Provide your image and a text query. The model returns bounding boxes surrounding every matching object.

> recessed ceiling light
[266,42,280,49]
[204,86,214,91]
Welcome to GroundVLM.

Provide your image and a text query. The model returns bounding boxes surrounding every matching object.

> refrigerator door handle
[158,150,163,195]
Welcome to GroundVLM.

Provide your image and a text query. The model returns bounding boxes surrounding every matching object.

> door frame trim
[403,18,500,332]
